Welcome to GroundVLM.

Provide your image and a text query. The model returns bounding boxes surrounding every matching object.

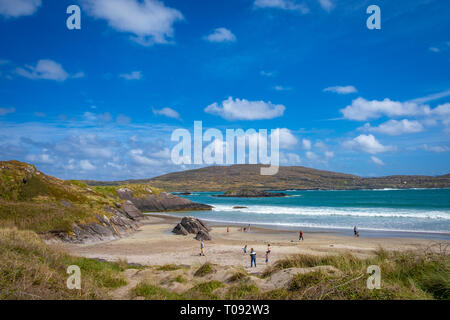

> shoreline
[145,212,450,241]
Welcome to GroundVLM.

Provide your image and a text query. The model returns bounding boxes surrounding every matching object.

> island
[213,188,287,198]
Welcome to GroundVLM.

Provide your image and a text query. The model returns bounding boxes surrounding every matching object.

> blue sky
[0,0,449,180]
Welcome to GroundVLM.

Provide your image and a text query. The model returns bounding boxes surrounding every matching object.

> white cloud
[120,71,142,80]
[0,107,15,115]
[371,156,385,166]
[280,152,301,164]
[26,153,54,164]
[72,72,85,79]
[274,85,292,91]
[323,85,357,94]
[80,160,96,171]
[129,149,160,165]
[82,0,183,46]
[306,151,318,160]
[153,107,180,119]
[254,0,309,13]
[273,128,298,149]
[421,144,450,153]
[325,151,334,158]
[205,97,285,120]
[409,89,450,104]
[429,47,440,53]
[83,112,97,121]
[340,97,426,121]
[260,70,274,77]
[360,119,424,136]
[16,59,70,81]
[302,139,311,150]
[0,0,41,18]
[318,0,334,12]
[343,134,395,154]
[204,28,236,43]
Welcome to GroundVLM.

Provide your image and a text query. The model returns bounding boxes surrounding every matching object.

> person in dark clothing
[299,230,304,241]
[354,226,360,237]
[250,248,256,268]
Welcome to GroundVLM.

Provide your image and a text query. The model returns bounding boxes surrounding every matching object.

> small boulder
[172,216,212,239]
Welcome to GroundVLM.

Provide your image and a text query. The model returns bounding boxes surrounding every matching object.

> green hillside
[0,160,158,234]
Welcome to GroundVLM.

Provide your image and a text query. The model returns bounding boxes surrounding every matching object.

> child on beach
[299,230,304,241]
[242,244,247,254]
[354,226,360,237]
[200,240,205,256]
[250,248,256,268]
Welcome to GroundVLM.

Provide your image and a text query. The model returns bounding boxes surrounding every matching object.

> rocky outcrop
[52,189,212,243]
[215,189,287,198]
[195,230,212,241]
[116,188,213,212]
[54,202,146,243]
[172,216,212,240]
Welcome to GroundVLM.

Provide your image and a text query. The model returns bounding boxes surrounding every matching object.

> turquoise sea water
[156,189,450,240]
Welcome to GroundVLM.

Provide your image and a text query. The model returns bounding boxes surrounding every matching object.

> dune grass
[0,227,128,300]
[194,262,215,277]
[132,247,449,300]
[261,248,449,300]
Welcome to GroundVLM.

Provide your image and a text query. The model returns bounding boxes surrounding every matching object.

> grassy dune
[0,160,159,234]
[0,228,129,299]
[131,249,449,300]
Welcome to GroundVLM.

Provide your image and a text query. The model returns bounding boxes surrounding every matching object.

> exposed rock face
[172,216,212,240]
[195,230,212,241]
[54,202,146,243]
[215,189,287,198]
[116,189,213,212]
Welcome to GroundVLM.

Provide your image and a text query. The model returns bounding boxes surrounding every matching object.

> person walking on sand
[353,225,359,237]
[265,244,271,264]
[242,244,247,254]
[250,248,256,268]
[248,224,251,232]
[299,230,304,241]
[200,240,205,256]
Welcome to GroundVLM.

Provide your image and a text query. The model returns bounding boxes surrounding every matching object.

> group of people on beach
[242,244,271,268]
[199,226,360,268]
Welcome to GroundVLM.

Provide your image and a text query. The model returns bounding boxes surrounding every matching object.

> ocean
[155,189,450,240]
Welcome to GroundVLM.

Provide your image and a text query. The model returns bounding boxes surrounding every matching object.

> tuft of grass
[133,283,184,300]
[226,283,259,299]
[194,262,215,277]
[289,271,330,291]
[157,264,184,272]
[173,275,186,283]
[228,269,249,282]
[185,280,224,299]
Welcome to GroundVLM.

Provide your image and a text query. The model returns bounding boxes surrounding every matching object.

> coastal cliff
[0,160,211,243]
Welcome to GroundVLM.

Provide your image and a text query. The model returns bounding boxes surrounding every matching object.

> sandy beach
[58,215,448,274]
